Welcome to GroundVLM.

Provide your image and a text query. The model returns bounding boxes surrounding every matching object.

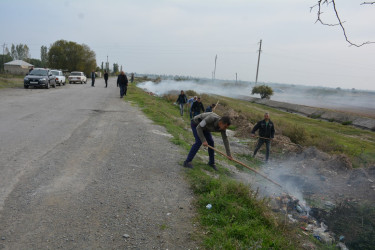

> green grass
[0,74,24,88]
[126,80,307,249]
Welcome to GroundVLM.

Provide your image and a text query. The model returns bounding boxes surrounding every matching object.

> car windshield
[29,69,48,76]
[51,71,60,75]
[71,72,82,76]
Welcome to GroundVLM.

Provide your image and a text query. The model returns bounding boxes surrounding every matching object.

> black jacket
[176,94,187,104]
[117,74,128,86]
[251,119,275,138]
[191,101,204,114]
[104,73,109,80]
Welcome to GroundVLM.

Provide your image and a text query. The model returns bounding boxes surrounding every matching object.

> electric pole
[1,43,7,73]
[213,54,217,82]
[255,39,262,84]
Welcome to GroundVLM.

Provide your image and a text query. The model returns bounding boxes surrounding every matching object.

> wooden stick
[206,145,282,188]
[212,100,219,112]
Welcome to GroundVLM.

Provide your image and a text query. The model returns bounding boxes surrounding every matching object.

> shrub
[185,90,198,97]
[282,124,308,144]
[342,121,353,125]
[251,85,274,99]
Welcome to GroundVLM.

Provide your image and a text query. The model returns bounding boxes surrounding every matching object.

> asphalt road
[0,78,198,249]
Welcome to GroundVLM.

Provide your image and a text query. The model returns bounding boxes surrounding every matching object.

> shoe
[208,163,218,171]
[183,161,193,169]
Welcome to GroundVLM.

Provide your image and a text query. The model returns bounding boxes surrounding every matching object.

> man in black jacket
[117,71,128,98]
[104,70,109,88]
[191,97,204,117]
[251,112,275,162]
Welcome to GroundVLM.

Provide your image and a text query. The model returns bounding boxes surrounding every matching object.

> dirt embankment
[244,97,375,130]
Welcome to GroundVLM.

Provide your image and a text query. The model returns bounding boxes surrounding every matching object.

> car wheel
[53,83,56,88]
[63,81,65,86]
[24,85,29,89]
[46,81,50,89]
[81,81,83,84]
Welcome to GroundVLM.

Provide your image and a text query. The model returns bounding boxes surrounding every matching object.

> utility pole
[213,54,217,82]
[106,55,109,72]
[255,39,262,84]
[1,43,7,73]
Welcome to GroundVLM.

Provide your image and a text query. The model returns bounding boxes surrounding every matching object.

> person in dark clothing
[191,97,204,117]
[28,66,34,74]
[117,71,128,98]
[130,73,134,83]
[205,103,216,112]
[104,70,109,88]
[251,112,275,162]
[184,113,233,170]
[91,70,96,87]
[176,90,188,116]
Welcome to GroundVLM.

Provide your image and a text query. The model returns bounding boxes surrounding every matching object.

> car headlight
[40,78,47,81]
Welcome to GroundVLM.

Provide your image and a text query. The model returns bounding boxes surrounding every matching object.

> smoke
[138,80,375,116]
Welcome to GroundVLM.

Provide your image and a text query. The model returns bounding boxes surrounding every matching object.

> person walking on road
[176,90,188,116]
[191,97,204,117]
[130,73,134,83]
[104,70,109,88]
[184,113,232,171]
[251,112,275,162]
[187,96,197,119]
[117,71,128,98]
[91,70,96,87]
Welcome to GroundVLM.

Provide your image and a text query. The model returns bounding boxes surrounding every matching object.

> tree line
[1,40,97,76]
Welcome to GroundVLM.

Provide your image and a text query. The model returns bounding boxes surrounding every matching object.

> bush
[282,124,308,144]
[185,90,198,97]
[341,121,352,125]
[251,85,274,99]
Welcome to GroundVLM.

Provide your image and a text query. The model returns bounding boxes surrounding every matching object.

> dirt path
[0,79,198,249]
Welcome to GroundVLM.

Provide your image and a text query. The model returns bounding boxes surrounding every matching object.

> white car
[51,70,66,86]
[68,71,87,84]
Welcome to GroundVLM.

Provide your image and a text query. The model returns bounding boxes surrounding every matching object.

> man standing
[130,73,134,83]
[187,96,197,119]
[104,70,109,88]
[184,113,232,171]
[251,112,275,162]
[91,70,96,87]
[191,97,204,117]
[117,71,128,98]
[176,90,187,116]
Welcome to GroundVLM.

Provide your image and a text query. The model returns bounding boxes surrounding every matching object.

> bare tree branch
[312,0,375,47]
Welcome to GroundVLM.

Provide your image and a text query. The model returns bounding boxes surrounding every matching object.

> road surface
[0,78,198,249]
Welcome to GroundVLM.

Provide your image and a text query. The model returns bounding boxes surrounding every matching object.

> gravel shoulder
[0,79,199,249]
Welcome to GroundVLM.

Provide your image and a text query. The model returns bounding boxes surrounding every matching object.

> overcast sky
[1,0,375,90]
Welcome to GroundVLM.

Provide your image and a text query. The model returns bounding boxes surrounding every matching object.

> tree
[10,43,30,60]
[26,58,42,68]
[311,0,375,47]
[48,40,97,76]
[251,85,274,99]
[113,63,119,74]
[40,46,48,67]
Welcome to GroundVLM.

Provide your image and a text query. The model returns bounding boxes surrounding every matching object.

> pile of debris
[270,193,348,249]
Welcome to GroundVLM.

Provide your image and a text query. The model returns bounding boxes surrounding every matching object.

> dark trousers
[91,78,95,86]
[120,85,127,97]
[186,121,215,164]
[253,138,271,161]
[105,79,108,87]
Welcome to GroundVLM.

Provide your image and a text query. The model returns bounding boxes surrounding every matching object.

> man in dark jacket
[191,97,204,117]
[176,90,187,116]
[91,70,96,87]
[251,112,275,162]
[184,113,233,170]
[205,103,216,112]
[117,71,128,98]
[104,70,109,88]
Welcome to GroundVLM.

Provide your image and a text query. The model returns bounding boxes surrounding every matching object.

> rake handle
[206,145,282,188]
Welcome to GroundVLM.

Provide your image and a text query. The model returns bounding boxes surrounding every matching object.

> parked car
[68,71,87,84]
[51,70,66,86]
[24,68,56,89]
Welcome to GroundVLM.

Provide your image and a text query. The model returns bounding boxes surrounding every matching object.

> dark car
[24,68,56,89]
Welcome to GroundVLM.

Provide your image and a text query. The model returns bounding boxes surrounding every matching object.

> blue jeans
[186,121,215,164]
[179,103,184,116]
[253,138,271,161]
[120,85,127,97]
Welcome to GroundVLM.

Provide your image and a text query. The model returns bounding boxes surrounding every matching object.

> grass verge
[126,80,308,249]
[0,74,24,88]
